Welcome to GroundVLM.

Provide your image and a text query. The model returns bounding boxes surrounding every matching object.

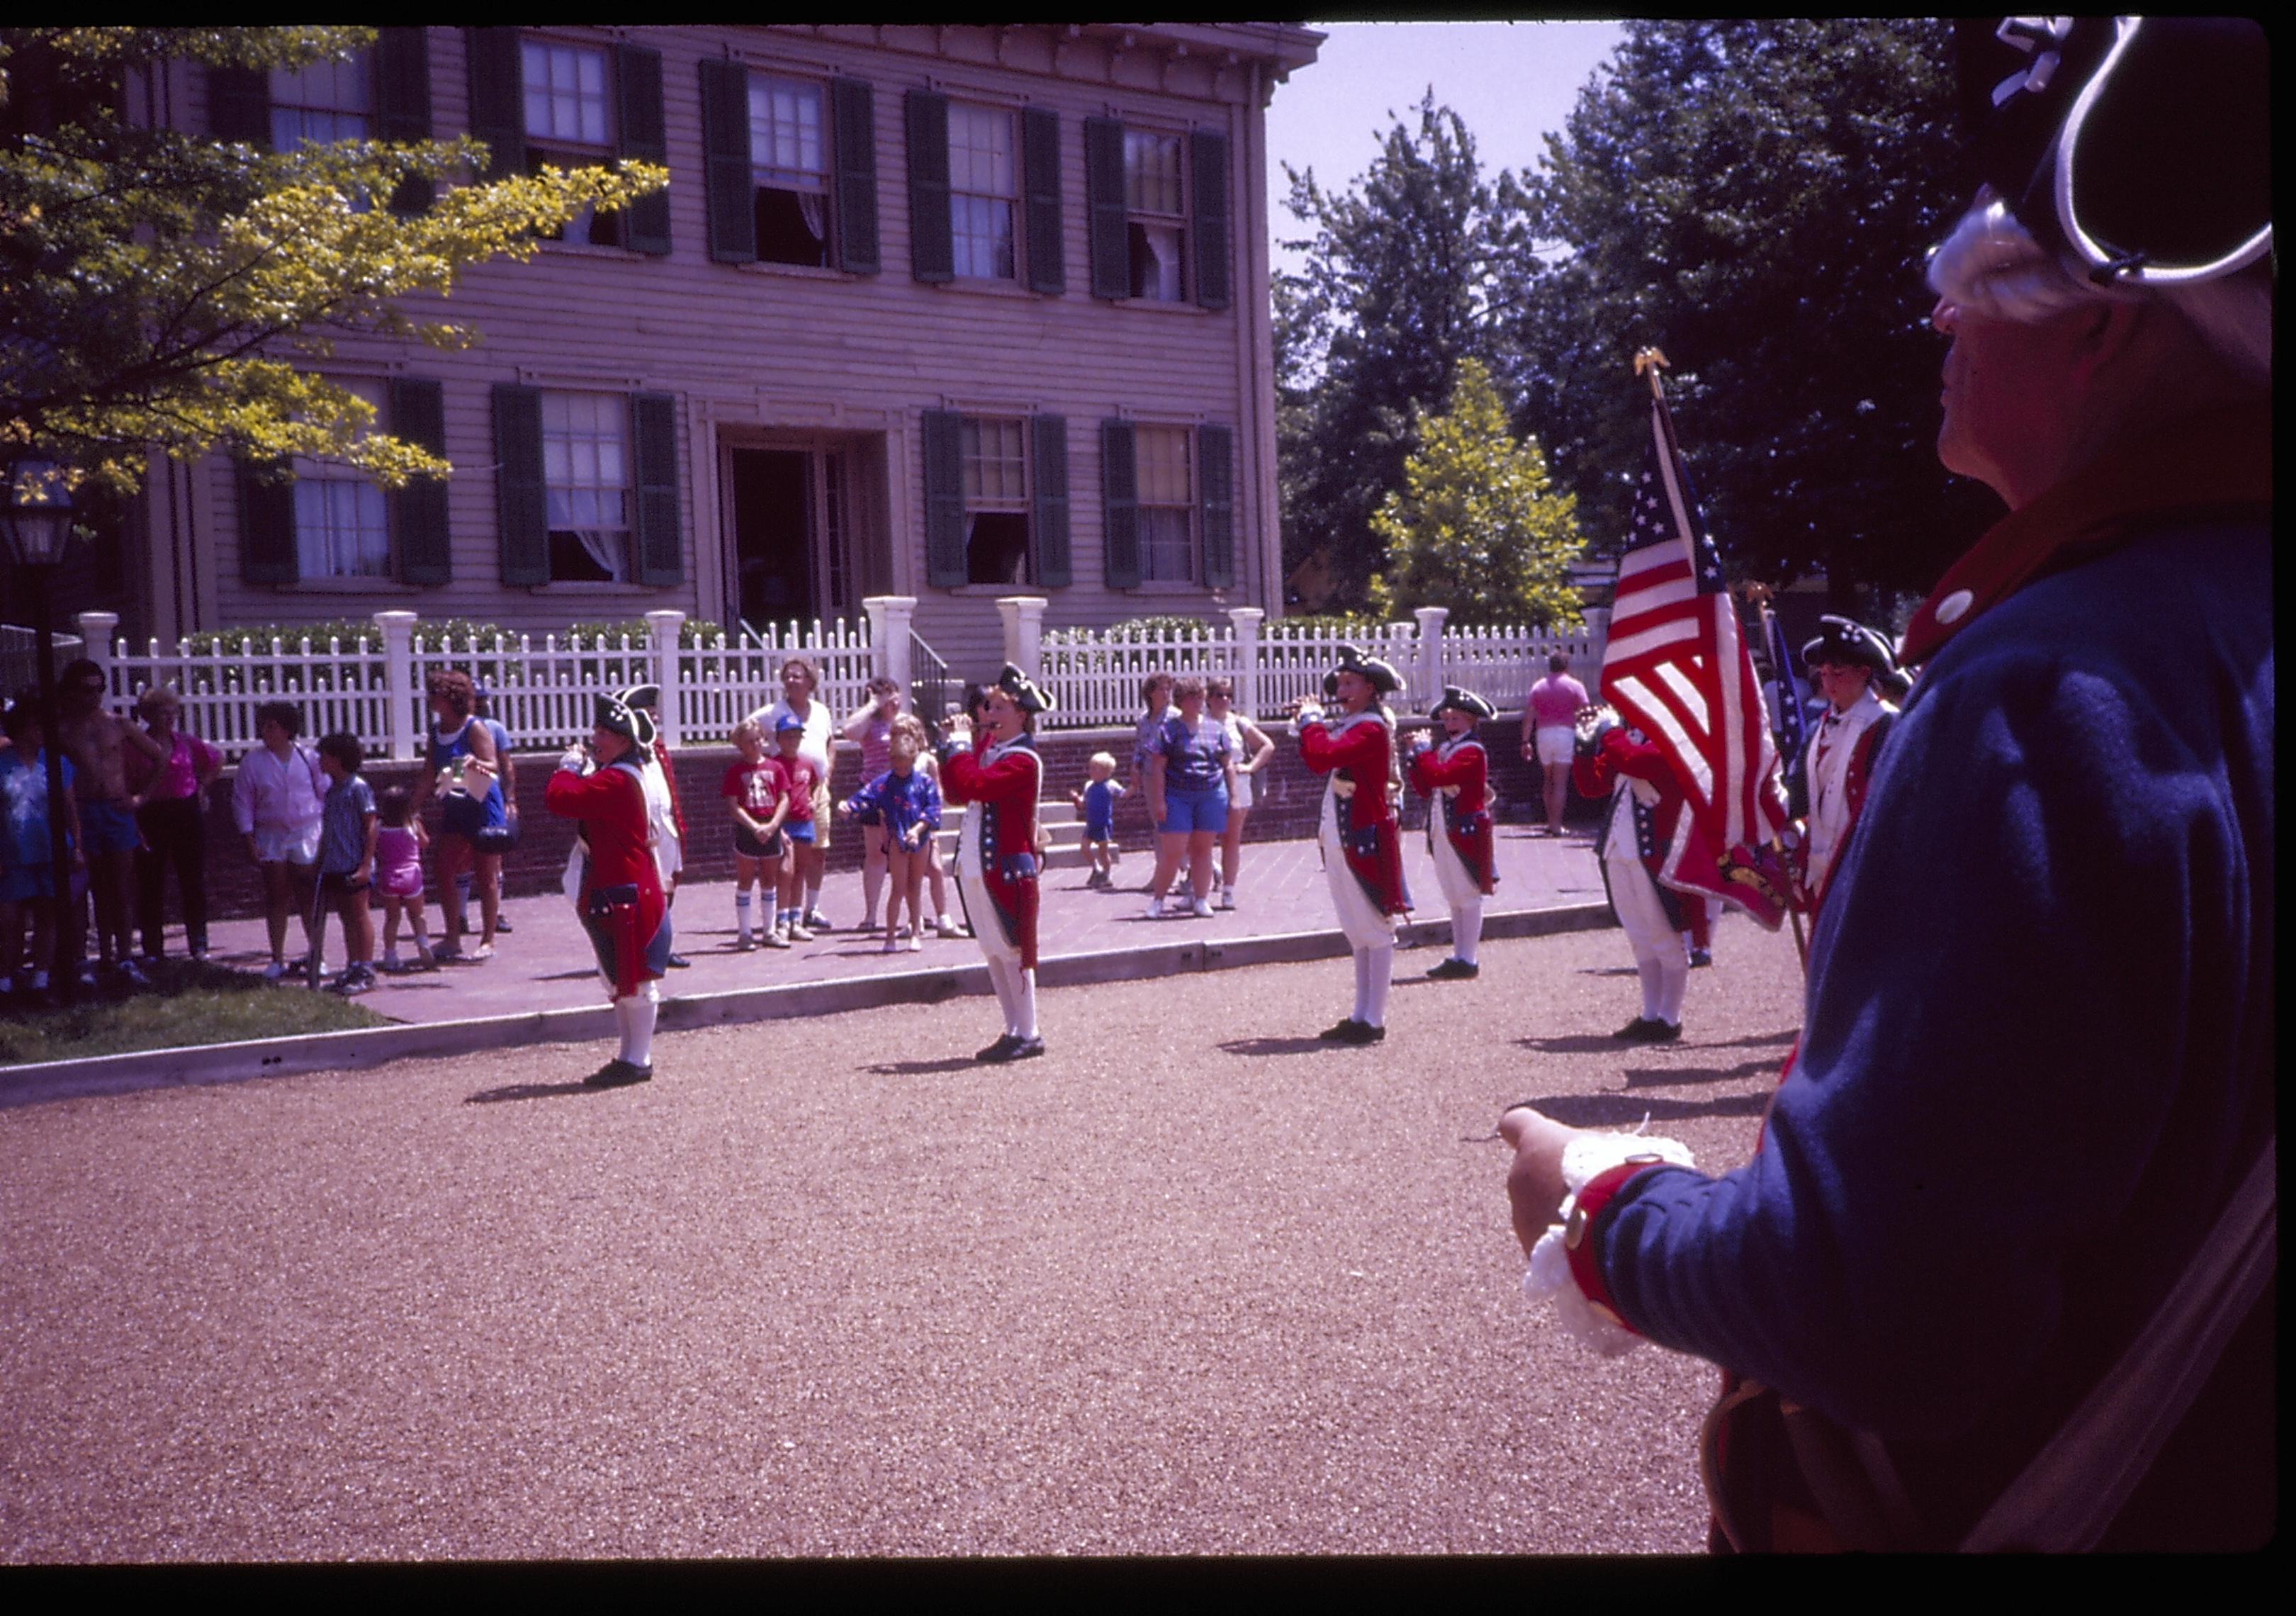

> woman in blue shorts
[1142,676,1236,920]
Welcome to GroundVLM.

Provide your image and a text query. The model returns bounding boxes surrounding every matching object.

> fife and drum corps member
[940,664,1052,1063]
[1291,646,1411,1045]
[1407,685,1498,982]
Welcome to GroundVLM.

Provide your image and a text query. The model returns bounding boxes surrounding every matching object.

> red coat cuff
[1562,1160,1657,1335]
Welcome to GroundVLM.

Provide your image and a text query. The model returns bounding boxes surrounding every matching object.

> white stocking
[615,988,657,1068]
[986,956,1021,1036]
[1013,967,1039,1041]
[1656,958,1687,1026]
[1453,899,1484,966]
[1352,948,1373,1023]
[1636,957,1669,1021]
[1363,943,1394,1028]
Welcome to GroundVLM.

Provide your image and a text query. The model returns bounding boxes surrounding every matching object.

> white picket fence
[60,597,1606,761]
[78,608,883,762]
[1030,606,1604,726]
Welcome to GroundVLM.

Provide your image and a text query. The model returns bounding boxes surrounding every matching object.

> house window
[541,391,631,582]
[1136,426,1195,582]
[522,39,620,247]
[961,416,1030,584]
[1124,130,1186,302]
[269,52,373,149]
[289,378,392,579]
[750,74,830,268]
[947,103,1016,281]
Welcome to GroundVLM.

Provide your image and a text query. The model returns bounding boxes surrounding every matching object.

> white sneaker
[1145,897,1166,920]
[263,960,288,981]
[763,928,791,950]
[787,921,815,943]
[1218,888,1236,910]
[882,935,901,954]
[908,933,923,953]
[1191,895,1215,919]
[935,915,961,938]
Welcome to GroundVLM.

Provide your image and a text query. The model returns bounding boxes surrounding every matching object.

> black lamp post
[3,460,79,1007]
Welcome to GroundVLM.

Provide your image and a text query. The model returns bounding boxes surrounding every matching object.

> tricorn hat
[1955,16,2269,285]
[1330,644,1402,695]
[1802,616,1898,678]
[1429,685,1495,722]
[612,685,658,748]
[992,663,1052,717]
[592,690,643,745]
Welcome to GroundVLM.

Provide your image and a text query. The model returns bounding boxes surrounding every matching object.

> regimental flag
[1600,390,1791,928]
[1763,605,1813,821]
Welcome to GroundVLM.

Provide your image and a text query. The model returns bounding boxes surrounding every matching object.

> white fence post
[997,595,1048,680]
[1413,606,1448,710]
[865,595,916,693]
[75,611,119,699]
[1227,605,1265,719]
[646,608,685,748]
[371,610,419,761]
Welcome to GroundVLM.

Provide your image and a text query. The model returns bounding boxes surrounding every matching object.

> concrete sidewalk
[198,824,1611,1026]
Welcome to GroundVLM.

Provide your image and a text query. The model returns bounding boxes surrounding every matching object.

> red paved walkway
[199,826,1609,1025]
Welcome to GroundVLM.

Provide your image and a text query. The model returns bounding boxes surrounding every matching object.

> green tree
[1366,359,1581,629]
[1,27,665,498]
[1493,19,1993,603]
[1276,91,1520,611]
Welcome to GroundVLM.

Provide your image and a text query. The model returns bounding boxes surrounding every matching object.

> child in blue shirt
[1,701,81,999]
[1070,751,1125,889]
[838,714,942,954]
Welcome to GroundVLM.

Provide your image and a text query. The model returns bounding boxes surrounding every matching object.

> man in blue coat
[1499,18,2272,1551]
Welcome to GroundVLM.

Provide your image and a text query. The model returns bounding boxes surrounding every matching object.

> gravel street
[3,912,1799,1561]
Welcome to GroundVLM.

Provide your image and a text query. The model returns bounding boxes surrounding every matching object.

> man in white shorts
[1520,652,1589,836]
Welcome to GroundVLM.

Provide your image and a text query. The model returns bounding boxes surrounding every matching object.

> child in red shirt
[719,718,794,950]
[771,714,822,943]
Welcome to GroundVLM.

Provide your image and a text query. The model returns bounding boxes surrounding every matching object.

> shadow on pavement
[866,1055,981,1075]
[1577,965,1641,977]
[1218,1036,1346,1058]
[464,1079,604,1104]
[1526,1090,1771,1126]
[1516,1032,1645,1055]
[1624,1055,1784,1088]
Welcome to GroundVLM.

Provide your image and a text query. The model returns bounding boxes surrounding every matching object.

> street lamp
[4,460,81,1006]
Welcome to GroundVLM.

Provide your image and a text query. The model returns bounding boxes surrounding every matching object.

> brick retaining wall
[171,717,1596,924]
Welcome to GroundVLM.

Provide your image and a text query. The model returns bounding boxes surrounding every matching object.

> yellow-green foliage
[3,27,666,500]
[1367,359,1583,629]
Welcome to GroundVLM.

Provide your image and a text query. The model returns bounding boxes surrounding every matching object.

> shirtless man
[56,658,166,987]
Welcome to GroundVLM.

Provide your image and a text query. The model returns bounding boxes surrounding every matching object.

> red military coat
[940,731,1044,970]
[1300,709,1410,916]
[545,756,667,998]
[1408,733,1497,896]
[1573,725,1694,890]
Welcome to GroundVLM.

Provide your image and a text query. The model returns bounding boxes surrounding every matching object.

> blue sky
[1264,20,1626,274]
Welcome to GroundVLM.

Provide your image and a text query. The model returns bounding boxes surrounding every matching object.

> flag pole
[1749,582,1812,973]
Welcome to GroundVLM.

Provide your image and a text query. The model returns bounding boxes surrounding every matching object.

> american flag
[1599,390,1791,924]
[1762,604,1813,821]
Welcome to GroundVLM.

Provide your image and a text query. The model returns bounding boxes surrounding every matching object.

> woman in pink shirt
[125,685,222,960]
[1519,652,1589,837]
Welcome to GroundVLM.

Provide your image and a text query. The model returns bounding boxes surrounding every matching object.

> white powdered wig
[1928,194,2272,387]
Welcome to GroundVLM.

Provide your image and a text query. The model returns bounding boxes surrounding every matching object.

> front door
[726,443,854,631]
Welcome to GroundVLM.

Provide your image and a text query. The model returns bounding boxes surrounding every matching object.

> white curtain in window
[574,529,626,581]
[798,193,826,242]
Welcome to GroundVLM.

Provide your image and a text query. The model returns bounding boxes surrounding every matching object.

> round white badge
[1935,589,1975,625]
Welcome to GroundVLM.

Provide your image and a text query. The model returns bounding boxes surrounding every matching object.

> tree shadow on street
[464,1079,604,1104]
[1220,1036,1351,1058]
[1524,1090,1771,1126]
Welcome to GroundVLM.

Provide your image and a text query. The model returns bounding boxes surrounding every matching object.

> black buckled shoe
[977,1033,1022,1063]
[584,1059,654,1088]
[1008,1036,1047,1060]
[1319,1019,1366,1042]
[1644,1020,1682,1043]
[1687,948,1713,969]
[1614,1016,1658,1042]
[1426,958,1480,981]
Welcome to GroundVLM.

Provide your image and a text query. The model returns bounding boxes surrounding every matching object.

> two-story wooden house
[110,23,1322,674]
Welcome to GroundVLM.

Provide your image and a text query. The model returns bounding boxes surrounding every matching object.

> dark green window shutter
[921,410,967,588]
[905,89,953,284]
[1030,415,1071,588]
[1100,419,1139,589]
[390,377,452,586]
[617,45,672,255]
[831,77,880,275]
[1084,116,1128,301]
[491,383,548,587]
[237,460,297,585]
[699,58,755,265]
[1191,128,1231,311]
[630,393,684,587]
[1021,105,1064,296]
[1197,423,1236,590]
[376,28,435,215]
[208,65,271,147]
[465,28,525,180]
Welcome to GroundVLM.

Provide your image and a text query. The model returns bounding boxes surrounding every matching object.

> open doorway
[728,447,814,630]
